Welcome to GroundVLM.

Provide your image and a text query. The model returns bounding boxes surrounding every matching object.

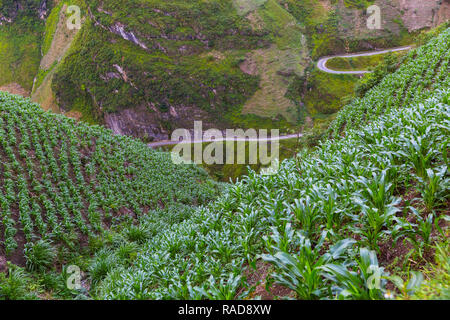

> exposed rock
[0,15,13,25]
[239,54,258,75]
[0,83,29,97]
[169,106,178,118]
[104,101,220,141]
[109,22,148,50]
[436,0,450,26]
[101,72,121,81]
[104,105,169,141]
[113,64,128,82]
[38,0,48,20]
[399,0,450,32]
[88,7,148,50]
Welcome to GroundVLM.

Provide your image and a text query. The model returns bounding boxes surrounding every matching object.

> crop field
[0,93,220,268]
[0,10,449,301]
[329,30,450,137]
[90,29,449,299]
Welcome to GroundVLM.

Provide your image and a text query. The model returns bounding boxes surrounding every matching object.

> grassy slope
[279,0,422,125]
[92,29,449,300]
[238,0,308,123]
[325,51,407,72]
[0,15,43,92]
[51,0,265,128]
[1,0,438,135]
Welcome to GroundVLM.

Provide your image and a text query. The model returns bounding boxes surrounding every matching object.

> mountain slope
[0,91,220,270]
[93,28,449,299]
[2,0,448,141]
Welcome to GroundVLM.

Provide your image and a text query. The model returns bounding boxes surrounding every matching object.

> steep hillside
[89,28,449,300]
[1,0,448,142]
[0,91,220,273]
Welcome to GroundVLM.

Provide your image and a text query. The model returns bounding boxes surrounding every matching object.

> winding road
[148,46,414,148]
[317,46,413,74]
[148,133,303,148]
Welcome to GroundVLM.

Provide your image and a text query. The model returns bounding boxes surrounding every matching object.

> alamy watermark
[367,5,382,30]
[170,121,280,175]
[66,264,81,290]
[66,5,82,30]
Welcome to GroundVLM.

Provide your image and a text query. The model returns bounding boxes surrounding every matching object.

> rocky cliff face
[332,0,450,40]
[398,0,450,32]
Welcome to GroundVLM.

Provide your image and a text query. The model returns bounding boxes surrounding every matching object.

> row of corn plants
[0,91,220,266]
[93,28,449,300]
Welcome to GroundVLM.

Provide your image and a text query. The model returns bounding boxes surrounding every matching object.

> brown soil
[0,83,29,97]
[0,255,7,273]
[240,261,295,300]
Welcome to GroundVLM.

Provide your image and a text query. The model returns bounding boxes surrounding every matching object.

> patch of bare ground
[63,110,83,121]
[40,4,80,70]
[246,11,264,31]
[0,83,29,97]
[238,261,295,300]
[0,254,7,273]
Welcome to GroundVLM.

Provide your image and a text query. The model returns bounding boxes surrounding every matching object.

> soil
[240,261,295,300]
[0,255,7,273]
[0,83,29,97]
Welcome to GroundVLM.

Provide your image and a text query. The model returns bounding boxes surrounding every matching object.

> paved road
[317,46,413,74]
[148,133,303,148]
[148,46,414,148]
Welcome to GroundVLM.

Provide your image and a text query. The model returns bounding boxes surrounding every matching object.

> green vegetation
[329,30,449,137]
[237,0,308,123]
[52,0,265,126]
[326,51,407,72]
[88,29,448,300]
[0,91,221,292]
[412,241,450,300]
[41,2,64,57]
[0,1,449,301]
[304,69,358,116]
[0,15,43,91]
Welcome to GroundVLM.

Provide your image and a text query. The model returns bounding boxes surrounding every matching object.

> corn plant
[262,229,355,299]
[321,248,388,300]
[23,240,56,273]
[418,166,449,211]
[388,271,424,299]
[393,207,435,255]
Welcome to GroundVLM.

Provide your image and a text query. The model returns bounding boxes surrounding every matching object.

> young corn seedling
[352,197,400,251]
[398,134,437,179]
[388,271,424,299]
[262,230,355,300]
[418,166,448,211]
[393,207,435,256]
[196,274,243,300]
[356,170,398,212]
[321,248,388,300]
[287,197,322,237]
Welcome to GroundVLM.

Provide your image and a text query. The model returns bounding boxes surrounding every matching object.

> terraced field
[0,92,220,268]
[92,29,449,300]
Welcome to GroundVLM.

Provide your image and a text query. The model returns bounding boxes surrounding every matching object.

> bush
[23,240,56,272]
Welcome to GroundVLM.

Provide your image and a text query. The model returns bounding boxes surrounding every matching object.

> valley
[1,0,449,141]
[0,0,449,302]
